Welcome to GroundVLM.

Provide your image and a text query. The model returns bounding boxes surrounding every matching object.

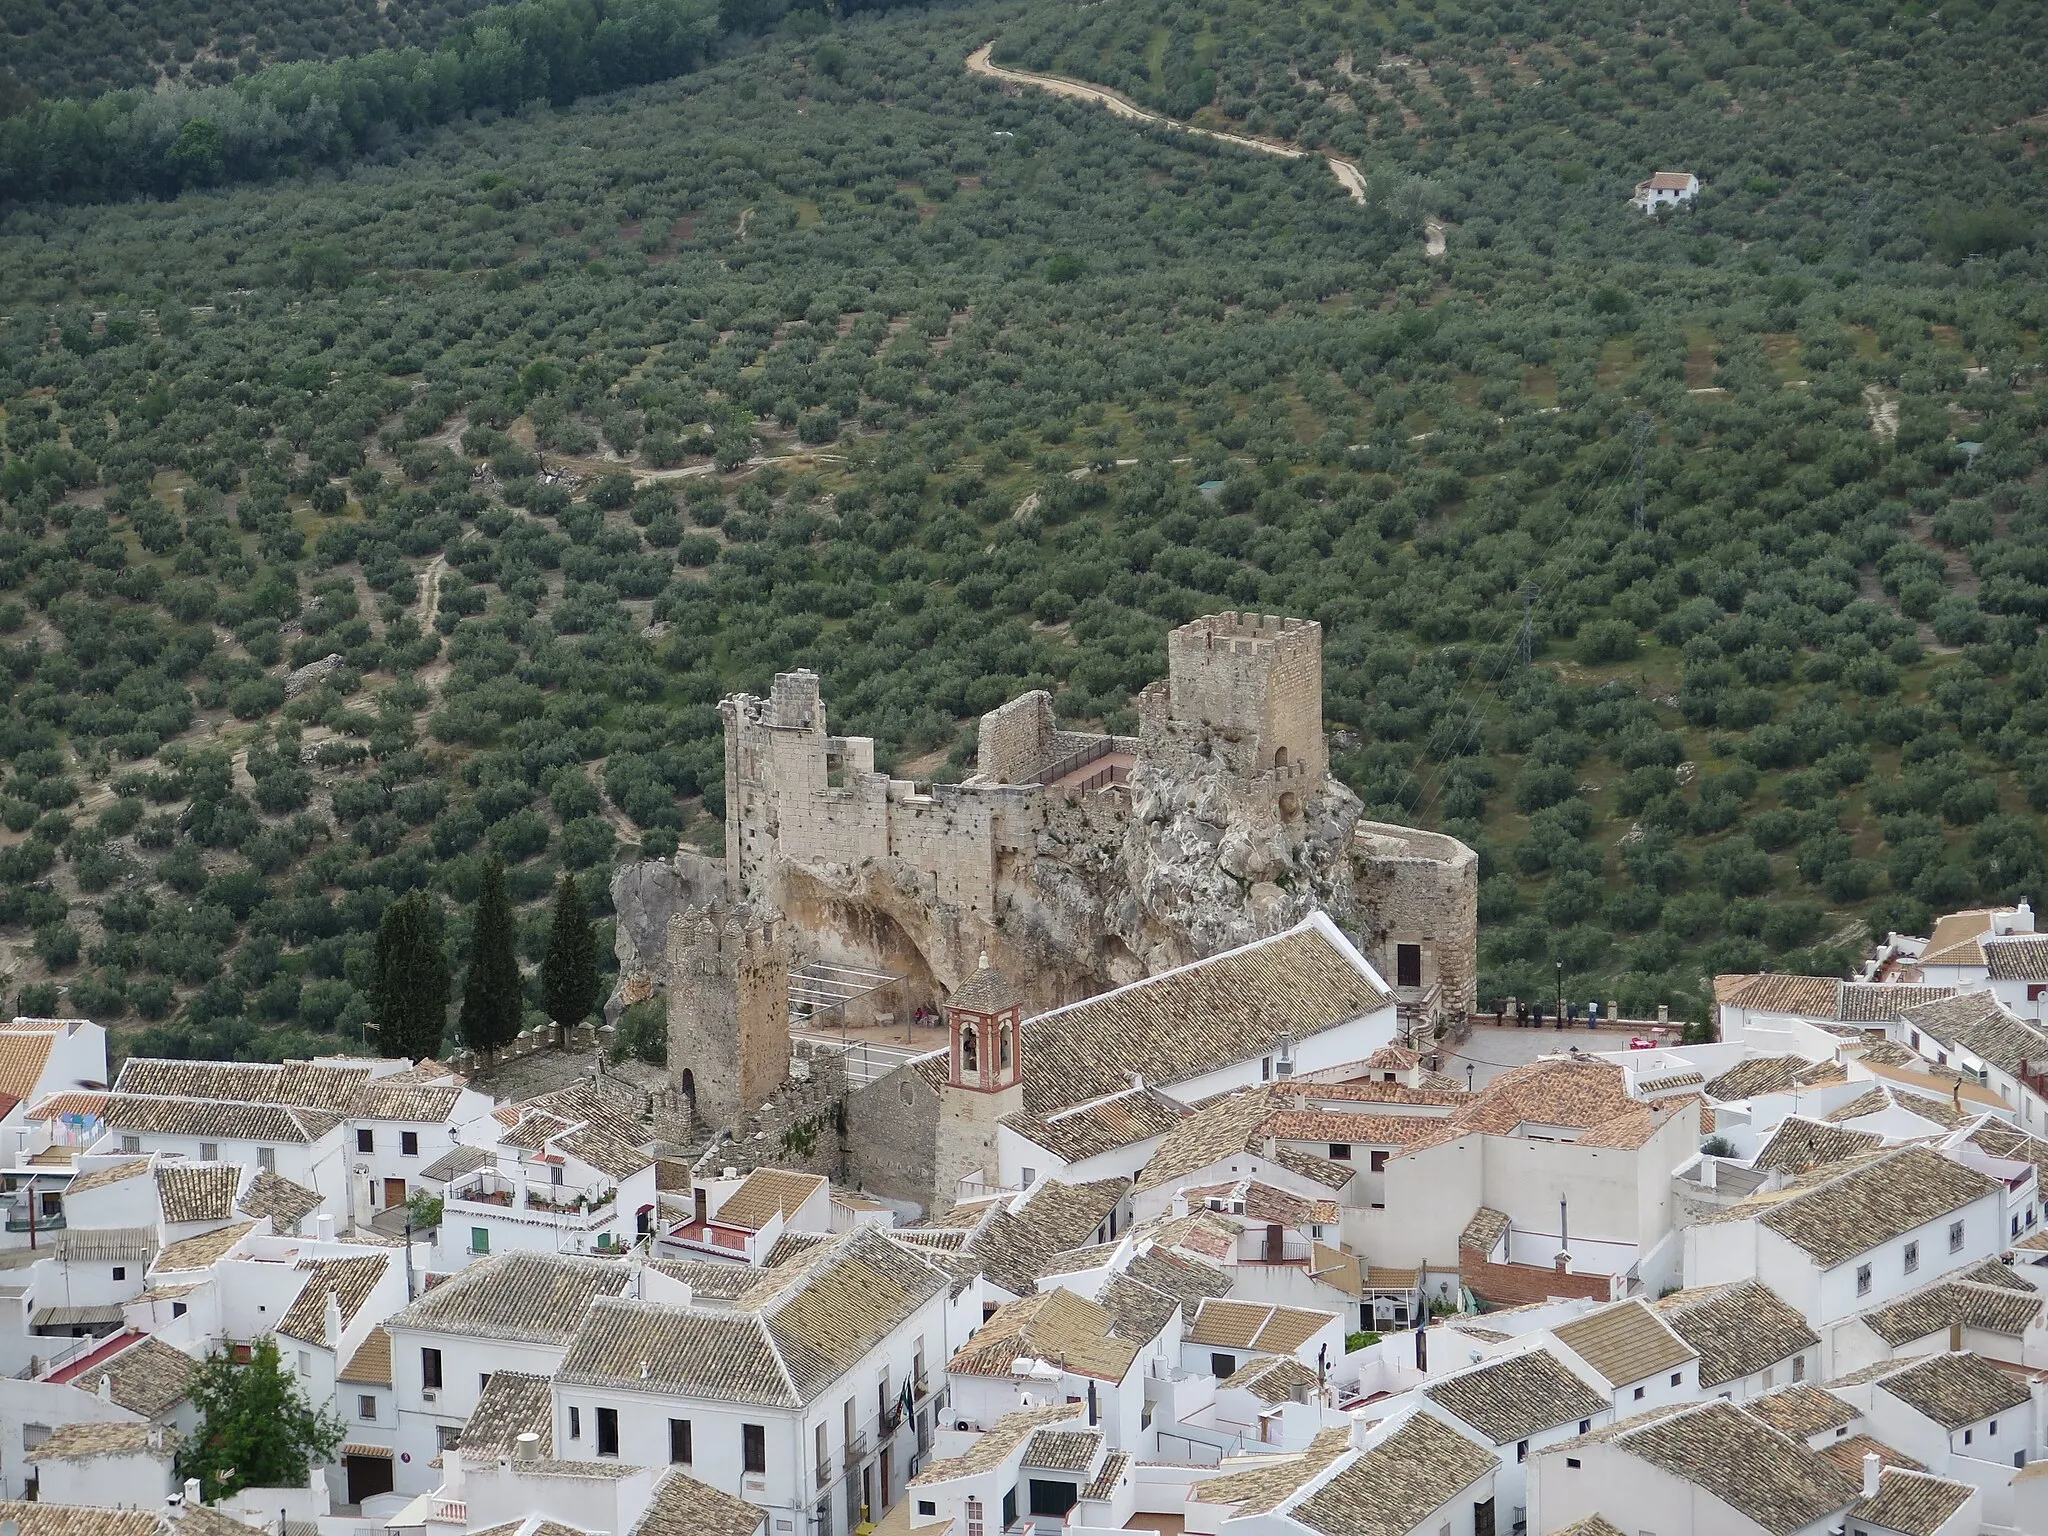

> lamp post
[1555,960,1564,1029]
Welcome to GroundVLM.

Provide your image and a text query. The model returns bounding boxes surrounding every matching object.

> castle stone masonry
[656,612,1478,1171]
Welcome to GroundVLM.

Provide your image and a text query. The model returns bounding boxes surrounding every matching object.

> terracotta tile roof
[962,1178,1128,1296]
[1846,1469,1974,1536]
[101,1096,341,1144]
[1286,1412,1499,1536]
[1424,1349,1607,1445]
[1982,934,2048,982]
[111,1058,373,1110]
[1191,1425,1351,1514]
[1094,1273,1179,1345]
[1292,1080,1470,1107]
[1837,984,1958,1022]
[1875,1351,2031,1428]
[1127,1085,1295,1196]
[1397,1057,1680,1158]
[713,1168,826,1231]
[354,1081,464,1122]
[338,1326,392,1386]
[1001,1086,1189,1164]
[1861,1272,2044,1346]
[1020,1428,1101,1472]
[1460,1207,1510,1253]
[388,1251,629,1344]
[1653,1281,1818,1390]
[1080,1450,1128,1501]
[1720,975,1842,1018]
[1704,1054,1822,1101]
[630,1467,765,1536]
[559,1230,949,1407]
[0,1505,161,1536]
[1124,1247,1232,1313]
[75,1336,197,1417]
[0,1031,59,1101]
[1824,1088,1894,1123]
[910,1404,1082,1486]
[1220,1355,1322,1405]
[277,1254,389,1345]
[1549,1520,1628,1536]
[66,1158,150,1194]
[1259,1109,1447,1145]
[1550,1300,1696,1387]
[553,1124,654,1181]
[153,1221,256,1271]
[947,957,1022,1015]
[1181,1177,1337,1228]
[458,1369,554,1456]
[515,1074,652,1146]
[1553,1400,1857,1535]
[1910,990,2048,1083]
[1741,1384,1859,1439]
[1708,1146,1997,1266]
[27,1422,180,1460]
[155,1163,241,1224]
[1634,1070,1705,1093]
[1856,1061,2002,1118]
[1133,1207,1240,1262]
[1644,170,1696,189]
[1920,909,1999,968]
[1012,916,1389,1116]
[1187,1299,1335,1355]
[1818,1434,1922,1478]
[1752,1117,1884,1175]
[951,1288,1140,1383]
[236,1170,323,1230]
[419,1145,494,1183]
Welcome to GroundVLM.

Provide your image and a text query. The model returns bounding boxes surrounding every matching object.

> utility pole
[1630,410,1652,531]
[1518,582,1539,668]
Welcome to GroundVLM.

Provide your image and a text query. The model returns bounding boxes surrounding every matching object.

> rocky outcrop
[607,847,726,1011]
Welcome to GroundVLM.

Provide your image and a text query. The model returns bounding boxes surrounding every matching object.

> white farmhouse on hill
[1634,171,1699,212]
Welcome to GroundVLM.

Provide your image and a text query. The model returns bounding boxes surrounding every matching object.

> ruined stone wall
[1166,613,1328,779]
[664,902,789,1130]
[975,691,1058,785]
[1350,822,1481,1017]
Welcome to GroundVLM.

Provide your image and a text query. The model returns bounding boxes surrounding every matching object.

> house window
[402,1131,420,1157]
[1792,1356,1806,1382]
[569,1408,581,1440]
[1566,1458,1581,1469]
[1369,1150,1389,1172]
[421,1349,442,1389]
[471,1227,489,1254]
[1329,1144,1352,1161]
[112,1267,124,1281]
[1633,1386,1645,1401]
[596,1407,619,1457]
[480,1374,492,1393]
[816,1422,828,1479]
[1262,1057,1272,1081]
[669,1419,692,1463]
[359,1396,377,1420]
[257,1147,275,1173]
[298,1351,311,1376]
[1396,944,1422,988]
[1964,1429,1973,1445]
[1579,1420,1590,1434]
[1212,1353,1237,1380]
[120,1136,140,1154]
[1904,1241,1918,1274]
[1950,1220,1965,1252]
[966,1499,984,1536]
[172,1302,187,1319]
[201,1142,220,1161]
[743,1423,766,1475]
[918,1503,937,1518]
[1516,1440,1528,1462]
[357,1129,374,1154]
[1856,1265,1872,1296]
[1021,1168,1036,1187]
[1989,1420,1998,1436]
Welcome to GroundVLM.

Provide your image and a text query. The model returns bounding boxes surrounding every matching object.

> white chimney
[1861,1451,1881,1499]
[514,1432,541,1461]
[185,1478,202,1508]
[2015,899,2036,935]
[97,1372,112,1404]
[323,1290,344,1349]
[316,1213,336,1243]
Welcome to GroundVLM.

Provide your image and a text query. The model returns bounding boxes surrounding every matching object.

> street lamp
[1555,960,1563,1029]
[1466,1062,1475,1092]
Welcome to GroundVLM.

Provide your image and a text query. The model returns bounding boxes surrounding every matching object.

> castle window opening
[1273,746,1289,769]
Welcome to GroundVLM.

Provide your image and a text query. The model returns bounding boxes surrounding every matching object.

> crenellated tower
[664,900,789,1131]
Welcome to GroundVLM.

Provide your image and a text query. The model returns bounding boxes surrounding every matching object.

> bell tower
[946,955,1023,1094]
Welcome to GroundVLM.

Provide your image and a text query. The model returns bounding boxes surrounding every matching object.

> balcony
[843,1432,868,1469]
[4,1203,65,1234]
[448,1171,617,1230]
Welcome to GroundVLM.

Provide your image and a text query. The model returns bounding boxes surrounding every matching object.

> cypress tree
[459,855,523,1062]
[371,891,449,1060]
[539,873,599,1049]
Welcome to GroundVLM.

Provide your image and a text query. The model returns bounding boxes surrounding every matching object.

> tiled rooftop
[1423,1349,1607,1445]
[1875,1351,2031,1429]
[1846,1468,1974,1536]
[1653,1281,1818,1391]
[1285,1412,1499,1536]
[387,1251,629,1344]
[1549,1299,1696,1387]
[1705,1145,1997,1265]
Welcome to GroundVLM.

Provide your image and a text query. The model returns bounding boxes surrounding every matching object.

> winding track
[967,43,1369,208]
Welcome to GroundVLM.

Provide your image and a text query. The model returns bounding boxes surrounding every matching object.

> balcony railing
[843,1431,868,1469]
[815,1460,832,1489]
[427,1499,466,1525]
[4,1207,64,1233]
[449,1174,618,1228]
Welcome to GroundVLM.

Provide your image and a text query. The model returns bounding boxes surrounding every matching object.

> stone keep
[664,901,788,1130]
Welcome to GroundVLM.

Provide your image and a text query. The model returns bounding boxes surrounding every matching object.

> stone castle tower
[664,901,789,1131]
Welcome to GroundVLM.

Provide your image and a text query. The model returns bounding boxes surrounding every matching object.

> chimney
[148,1425,165,1452]
[514,1432,541,1461]
[1861,1451,1881,1499]
[323,1289,344,1349]
[316,1212,335,1243]
[185,1478,203,1509]
[97,1372,112,1404]
[1414,1325,1427,1372]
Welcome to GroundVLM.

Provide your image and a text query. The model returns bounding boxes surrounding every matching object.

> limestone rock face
[609,849,726,994]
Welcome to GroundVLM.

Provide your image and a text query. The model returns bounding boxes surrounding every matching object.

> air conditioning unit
[421,1389,438,1403]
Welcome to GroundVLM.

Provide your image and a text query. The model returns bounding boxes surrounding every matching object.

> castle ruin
[644,612,1478,1136]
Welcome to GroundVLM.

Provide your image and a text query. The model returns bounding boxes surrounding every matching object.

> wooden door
[383,1178,407,1209]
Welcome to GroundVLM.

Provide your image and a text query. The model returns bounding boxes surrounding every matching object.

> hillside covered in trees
[0,0,2043,1060]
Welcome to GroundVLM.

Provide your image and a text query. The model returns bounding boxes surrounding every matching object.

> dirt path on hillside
[967,43,1374,213]
[417,553,449,631]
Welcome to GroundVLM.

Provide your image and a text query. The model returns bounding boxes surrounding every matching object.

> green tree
[179,1337,343,1500]
[538,873,599,1049]
[371,890,448,1060]
[458,855,523,1061]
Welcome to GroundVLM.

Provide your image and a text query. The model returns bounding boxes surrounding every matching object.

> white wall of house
[93,1127,349,1219]
[30,1445,176,1505]
[1157,1006,1398,1112]
[1531,1438,1837,1536]
[387,1327,569,1493]
[0,1379,142,1498]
